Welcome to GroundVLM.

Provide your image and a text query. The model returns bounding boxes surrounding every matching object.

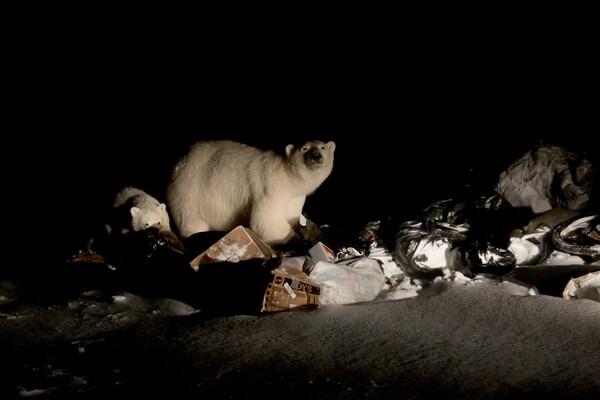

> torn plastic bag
[308,257,386,305]
[507,226,552,266]
[392,221,470,279]
[421,198,469,225]
[495,144,596,214]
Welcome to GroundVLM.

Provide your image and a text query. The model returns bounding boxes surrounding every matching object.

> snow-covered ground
[2,239,599,399]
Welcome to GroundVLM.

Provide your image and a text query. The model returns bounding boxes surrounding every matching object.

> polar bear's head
[130,202,170,232]
[286,140,336,170]
[284,140,336,195]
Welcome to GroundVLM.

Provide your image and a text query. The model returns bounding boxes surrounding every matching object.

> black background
[8,22,599,264]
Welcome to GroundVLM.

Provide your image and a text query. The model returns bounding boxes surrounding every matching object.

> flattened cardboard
[261,266,321,312]
[189,226,278,270]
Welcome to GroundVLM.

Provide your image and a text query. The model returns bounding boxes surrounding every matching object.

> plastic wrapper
[308,257,385,305]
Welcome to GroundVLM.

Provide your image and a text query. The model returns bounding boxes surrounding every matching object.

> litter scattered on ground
[69,143,598,312]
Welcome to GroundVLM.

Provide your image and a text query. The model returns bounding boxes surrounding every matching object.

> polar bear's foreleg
[287,196,306,225]
[176,216,211,240]
[250,198,298,247]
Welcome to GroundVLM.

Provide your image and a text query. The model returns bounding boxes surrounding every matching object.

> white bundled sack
[495,144,596,214]
[309,257,386,305]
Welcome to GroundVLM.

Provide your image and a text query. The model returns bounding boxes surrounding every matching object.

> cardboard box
[261,266,321,312]
[308,241,335,262]
[189,226,279,270]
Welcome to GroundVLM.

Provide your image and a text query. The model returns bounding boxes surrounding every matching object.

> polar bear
[166,139,336,247]
[93,186,184,260]
[105,186,171,235]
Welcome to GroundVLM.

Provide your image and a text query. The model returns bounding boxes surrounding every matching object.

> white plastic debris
[309,257,386,305]
[562,270,600,302]
[495,144,595,214]
[508,225,552,266]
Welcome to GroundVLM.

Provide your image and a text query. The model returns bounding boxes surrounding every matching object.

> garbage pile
[72,143,599,311]
[384,143,599,301]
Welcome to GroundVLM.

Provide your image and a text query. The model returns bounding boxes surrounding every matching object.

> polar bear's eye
[320,146,325,150]
[302,147,308,152]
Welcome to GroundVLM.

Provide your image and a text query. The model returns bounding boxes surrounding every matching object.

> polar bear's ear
[158,203,166,211]
[285,144,295,158]
[327,141,336,151]
[130,207,141,217]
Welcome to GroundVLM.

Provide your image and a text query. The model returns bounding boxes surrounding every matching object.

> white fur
[167,140,336,246]
[106,186,171,235]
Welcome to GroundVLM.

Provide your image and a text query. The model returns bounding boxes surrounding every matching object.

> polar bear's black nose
[308,148,323,162]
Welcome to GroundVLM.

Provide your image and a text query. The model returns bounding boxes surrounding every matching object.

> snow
[2,241,599,399]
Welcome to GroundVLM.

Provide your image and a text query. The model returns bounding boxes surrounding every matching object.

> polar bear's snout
[306,147,324,165]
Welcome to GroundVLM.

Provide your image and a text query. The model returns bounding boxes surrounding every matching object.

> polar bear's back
[185,140,277,183]
[167,140,285,236]
[113,186,160,209]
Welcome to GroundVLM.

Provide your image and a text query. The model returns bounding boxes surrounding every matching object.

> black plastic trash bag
[392,221,471,279]
[392,215,517,279]
[463,240,516,276]
[91,227,185,270]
